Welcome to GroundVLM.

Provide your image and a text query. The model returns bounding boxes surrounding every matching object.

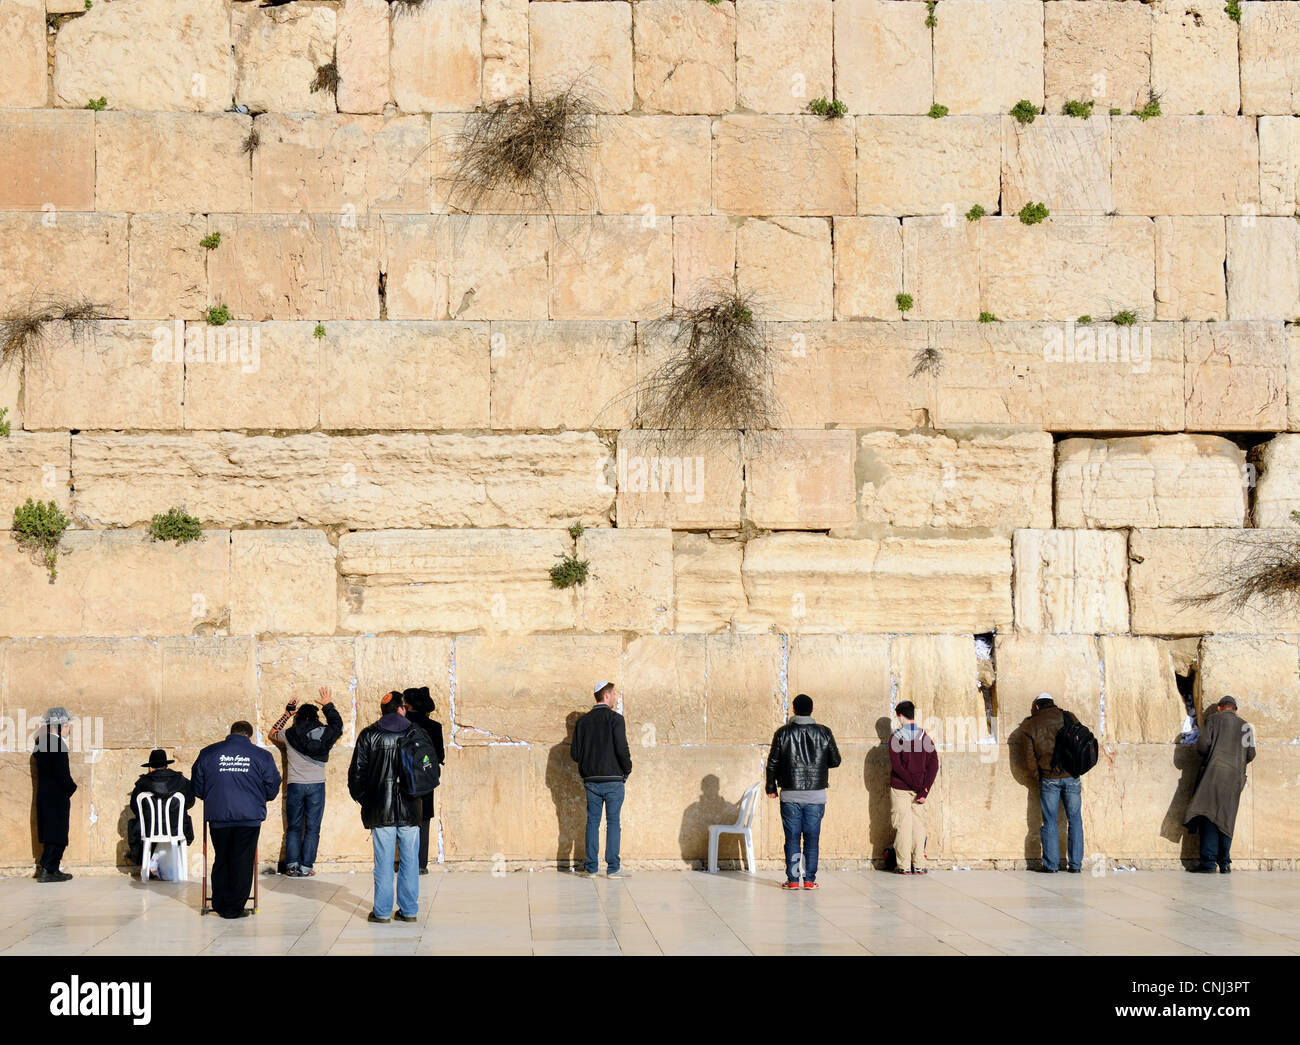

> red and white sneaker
[781,881,802,890]
[802,881,820,890]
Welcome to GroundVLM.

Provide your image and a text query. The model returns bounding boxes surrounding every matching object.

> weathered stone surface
[182,321,321,431]
[231,530,336,636]
[615,430,743,530]
[834,0,931,115]
[1044,0,1152,114]
[595,116,711,215]
[1002,116,1112,215]
[390,0,480,112]
[632,0,735,115]
[735,0,832,114]
[0,432,71,514]
[128,215,208,320]
[672,534,747,633]
[0,366,19,429]
[1246,747,1300,857]
[550,217,672,320]
[1129,528,1300,635]
[713,115,855,216]
[437,744,534,861]
[71,432,614,529]
[1254,434,1300,527]
[96,113,252,213]
[1055,435,1248,529]
[937,747,1033,863]
[1151,0,1240,115]
[256,637,357,715]
[0,0,48,108]
[1198,635,1300,743]
[855,116,1001,218]
[834,217,902,320]
[857,430,1053,537]
[993,634,1101,734]
[1113,117,1258,215]
[622,634,707,746]
[892,634,990,746]
[0,533,230,639]
[54,0,233,113]
[1226,218,1300,321]
[741,534,1012,633]
[339,529,574,634]
[482,0,529,103]
[0,213,128,316]
[0,111,95,210]
[337,0,390,114]
[576,528,674,633]
[0,746,90,868]
[1100,636,1189,744]
[1260,116,1300,217]
[1240,0,1300,115]
[787,634,891,742]
[1155,216,1227,321]
[354,635,452,725]
[702,635,785,743]
[23,321,182,431]
[455,634,622,744]
[1184,322,1288,431]
[317,321,490,430]
[735,217,832,321]
[232,2,337,115]
[158,637,258,751]
[744,430,857,530]
[933,0,1044,114]
[1013,529,1130,635]
[901,216,980,319]
[672,216,735,307]
[529,1,633,111]
[1083,744,1203,860]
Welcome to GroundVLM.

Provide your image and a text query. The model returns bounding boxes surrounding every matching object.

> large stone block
[993,634,1101,735]
[337,0,391,114]
[256,637,357,719]
[735,0,832,114]
[892,634,989,746]
[0,213,128,317]
[855,116,1001,218]
[834,216,902,320]
[1044,0,1152,114]
[743,430,856,530]
[672,534,747,634]
[438,743,538,861]
[1154,216,1226,321]
[0,110,95,210]
[1012,529,1129,635]
[701,634,785,744]
[157,637,258,751]
[1245,747,1300,857]
[615,430,743,529]
[0,432,72,514]
[1225,218,1300,321]
[594,115,711,215]
[482,0,529,104]
[1254,434,1300,527]
[0,365,19,430]
[933,0,1043,114]
[54,0,234,113]
[857,429,1053,537]
[901,215,980,320]
[741,533,1012,634]
[1129,528,1300,635]
[230,530,336,637]
[23,321,181,431]
[354,636,452,731]
[0,0,48,108]
[576,528,674,634]
[1113,117,1258,215]
[1083,743,1201,861]
[550,217,672,320]
[96,113,252,213]
[1001,115,1111,215]
[1198,634,1300,744]
[632,0,735,115]
[1240,0,1300,115]
[232,2,337,115]
[834,0,932,115]
[1151,0,1240,115]
[1055,434,1248,529]
[1184,322,1287,431]
[529,1,633,110]
[1100,636,1189,744]
[1260,116,1300,217]
[71,432,614,530]
[128,215,208,320]
[622,634,707,746]
[788,634,891,743]
[736,217,832,321]
[939,747,1037,862]
[713,115,855,216]
[339,529,575,634]
[673,216,735,307]
[389,0,481,112]
[182,321,321,431]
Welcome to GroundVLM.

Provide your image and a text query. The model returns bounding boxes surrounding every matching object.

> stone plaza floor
[3,869,1299,956]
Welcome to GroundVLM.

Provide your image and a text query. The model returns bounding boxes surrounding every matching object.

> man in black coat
[127,749,195,877]
[403,686,446,875]
[33,707,78,883]
[570,681,633,879]
[766,694,842,890]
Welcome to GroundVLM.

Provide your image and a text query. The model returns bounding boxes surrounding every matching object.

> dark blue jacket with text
[192,734,282,828]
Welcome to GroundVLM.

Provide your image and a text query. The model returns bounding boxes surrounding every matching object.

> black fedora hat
[141,749,174,769]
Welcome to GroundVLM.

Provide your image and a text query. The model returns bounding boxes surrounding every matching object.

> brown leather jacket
[1020,705,1072,780]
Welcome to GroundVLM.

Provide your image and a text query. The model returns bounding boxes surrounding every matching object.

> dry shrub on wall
[1176,533,1300,616]
[388,0,429,15]
[0,298,109,371]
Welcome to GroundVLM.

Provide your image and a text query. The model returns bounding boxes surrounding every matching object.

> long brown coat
[1184,709,1256,837]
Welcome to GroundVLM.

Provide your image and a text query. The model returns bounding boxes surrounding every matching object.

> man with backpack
[1020,693,1097,874]
[348,690,440,923]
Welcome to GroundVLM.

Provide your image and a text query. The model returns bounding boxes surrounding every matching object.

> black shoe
[1032,867,1058,874]
[367,912,391,923]
[395,911,418,922]
[1219,865,1232,874]
[1187,864,1217,874]
[1066,868,1081,874]
[37,870,72,883]
[419,868,429,876]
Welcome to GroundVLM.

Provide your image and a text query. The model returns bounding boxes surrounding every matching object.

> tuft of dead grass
[0,298,109,370]
[1176,533,1300,615]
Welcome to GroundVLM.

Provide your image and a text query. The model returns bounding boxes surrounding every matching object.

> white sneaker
[607,868,633,879]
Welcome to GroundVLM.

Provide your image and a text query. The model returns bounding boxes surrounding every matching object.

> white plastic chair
[136,792,188,883]
[707,782,762,874]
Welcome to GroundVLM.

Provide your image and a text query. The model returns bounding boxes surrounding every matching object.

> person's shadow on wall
[28,756,39,872]
[679,774,741,867]
[543,711,586,870]
[1162,704,1210,862]
[1006,719,1064,865]
[864,717,894,866]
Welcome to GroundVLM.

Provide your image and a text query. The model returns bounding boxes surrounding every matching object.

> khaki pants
[890,788,927,870]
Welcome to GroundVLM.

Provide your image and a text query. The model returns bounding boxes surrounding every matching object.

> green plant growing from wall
[310,62,340,99]
[149,508,204,545]
[389,0,430,12]
[1062,99,1095,118]
[85,97,107,111]
[1109,107,1122,116]
[0,406,9,438]
[1077,315,1092,325]
[896,293,914,314]
[965,203,987,222]
[1017,202,1049,225]
[568,521,585,540]
[13,498,70,582]
[806,97,848,119]
[0,298,108,371]
[314,323,327,339]
[200,232,222,250]
[1010,99,1039,124]
[1131,92,1162,120]
[1111,310,1138,326]
[550,552,590,589]
[1225,1,1241,23]
[925,1,937,28]
[978,311,998,323]
[206,304,231,326]
[927,103,949,119]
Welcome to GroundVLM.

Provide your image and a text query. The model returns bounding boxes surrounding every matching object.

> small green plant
[149,508,204,545]
[896,293,914,315]
[313,323,327,339]
[1132,92,1162,121]
[1010,99,1039,124]
[85,0,92,8]
[206,304,231,326]
[1111,310,1138,326]
[978,311,998,323]
[1062,99,1095,119]
[965,203,986,222]
[1225,1,1241,24]
[1290,509,1300,524]
[1109,107,1122,116]
[925,1,937,28]
[568,521,585,540]
[927,103,949,119]
[549,552,590,589]
[199,231,222,250]
[85,97,107,111]
[0,406,9,438]
[806,96,848,119]
[1077,315,1092,325]
[13,498,70,582]
[1017,202,1049,225]
[310,62,340,98]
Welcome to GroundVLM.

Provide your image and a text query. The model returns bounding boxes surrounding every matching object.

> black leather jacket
[766,717,842,793]
[348,714,422,829]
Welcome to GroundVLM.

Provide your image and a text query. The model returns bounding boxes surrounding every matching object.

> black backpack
[397,726,441,797]
[1050,711,1099,777]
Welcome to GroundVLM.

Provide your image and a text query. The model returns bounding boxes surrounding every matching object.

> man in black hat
[33,707,77,883]
[402,686,445,875]
[127,749,195,879]
[1184,696,1256,874]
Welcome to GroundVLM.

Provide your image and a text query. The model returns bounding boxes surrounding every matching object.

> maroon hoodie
[889,724,939,799]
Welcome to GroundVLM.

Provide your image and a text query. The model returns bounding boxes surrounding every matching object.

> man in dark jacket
[403,685,446,875]
[1184,696,1256,874]
[766,694,842,889]
[269,685,344,878]
[570,681,633,879]
[192,721,282,918]
[889,701,939,875]
[33,707,78,884]
[1020,694,1083,873]
[127,749,195,878]
[349,691,423,922]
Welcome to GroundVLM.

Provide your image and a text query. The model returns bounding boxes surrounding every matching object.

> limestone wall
[2,0,1300,872]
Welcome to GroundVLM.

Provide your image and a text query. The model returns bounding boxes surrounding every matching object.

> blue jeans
[1194,816,1232,871]
[584,781,624,873]
[371,825,420,917]
[285,782,326,871]
[780,801,826,882]
[1039,777,1083,871]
